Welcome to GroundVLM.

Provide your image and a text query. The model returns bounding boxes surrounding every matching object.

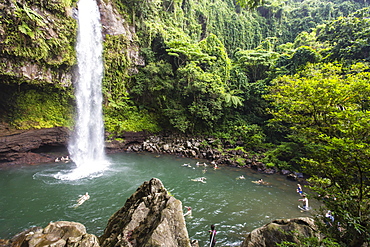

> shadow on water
[0,152,319,246]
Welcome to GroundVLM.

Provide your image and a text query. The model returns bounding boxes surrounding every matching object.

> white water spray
[59,0,109,180]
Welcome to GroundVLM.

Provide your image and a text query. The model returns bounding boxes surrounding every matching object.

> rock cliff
[99,178,197,247]
[0,126,69,166]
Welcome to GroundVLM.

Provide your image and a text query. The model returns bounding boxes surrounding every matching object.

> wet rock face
[10,221,100,247]
[241,217,319,247]
[0,127,69,166]
[98,0,145,72]
[99,178,195,247]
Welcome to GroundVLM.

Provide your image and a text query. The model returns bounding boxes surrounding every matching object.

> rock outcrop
[9,221,100,247]
[99,178,197,247]
[98,0,145,72]
[0,126,69,166]
[241,217,320,247]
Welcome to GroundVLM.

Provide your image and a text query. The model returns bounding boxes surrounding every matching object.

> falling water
[62,0,109,180]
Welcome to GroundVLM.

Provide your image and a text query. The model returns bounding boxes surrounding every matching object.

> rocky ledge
[0,126,69,166]
[0,178,316,247]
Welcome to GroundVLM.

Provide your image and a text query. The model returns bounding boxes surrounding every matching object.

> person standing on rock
[209,224,216,247]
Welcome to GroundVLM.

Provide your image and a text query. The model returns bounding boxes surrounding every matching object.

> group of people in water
[54,156,71,163]
[182,161,319,246]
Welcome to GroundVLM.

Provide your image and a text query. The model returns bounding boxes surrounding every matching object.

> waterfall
[60,0,109,180]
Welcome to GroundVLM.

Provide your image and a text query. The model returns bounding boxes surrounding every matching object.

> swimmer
[209,224,217,247]
[74,192,90,208]
[252,179,270,185]
[183,206,192,217]
[61,156,70,163]
[182,163,191,167]
[236,175,245,180]
[252,179,263,184]
[191,177,207,183]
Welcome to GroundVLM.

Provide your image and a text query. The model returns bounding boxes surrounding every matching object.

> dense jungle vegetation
[1,0,370,245]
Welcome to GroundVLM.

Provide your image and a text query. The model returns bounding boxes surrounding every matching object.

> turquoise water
[0,152,318,246]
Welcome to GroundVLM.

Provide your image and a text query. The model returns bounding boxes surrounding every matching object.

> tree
[265,62,370,246]
[233,48,279,82]
[317,13,370,62]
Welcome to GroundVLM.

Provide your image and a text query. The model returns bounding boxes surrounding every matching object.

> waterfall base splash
[54,159,110,181]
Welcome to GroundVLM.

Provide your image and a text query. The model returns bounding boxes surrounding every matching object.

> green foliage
[103,34,130,102]
[129,32,243,133]
[277,236,341,247]
[233,47,279,82]
[233,124,265,148]
[261,142,305,170]
[101,34,164,135]
[266,62,370,246]
[236,0,264,10]
[104,0,369,140]
[10,87,73,129]
[272,45,322,76]
[256,0,368,47]
[1,1,76,67]
[129,60,175,109]
[176,61,225,131]
[317,12,370,62]
[105,106,162,134]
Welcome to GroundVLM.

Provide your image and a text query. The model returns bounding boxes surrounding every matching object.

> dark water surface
[0,152,318,246]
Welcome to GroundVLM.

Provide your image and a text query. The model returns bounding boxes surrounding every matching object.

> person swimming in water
[209,224,216,247]
[74,192,90,208]
[191,177,207,183]
[183,206,192,217]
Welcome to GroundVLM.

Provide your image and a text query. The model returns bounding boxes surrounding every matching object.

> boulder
[241,217,320,247]
[99,178,197,247]
[10,221,99,247]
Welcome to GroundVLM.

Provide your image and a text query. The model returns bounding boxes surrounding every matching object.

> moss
[8,85,74,129]
[102,34,130,102]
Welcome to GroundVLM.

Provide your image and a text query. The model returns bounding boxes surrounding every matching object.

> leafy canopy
[266,62,370,246]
